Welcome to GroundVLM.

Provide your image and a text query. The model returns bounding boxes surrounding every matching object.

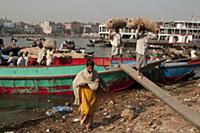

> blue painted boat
[156,59,200,82]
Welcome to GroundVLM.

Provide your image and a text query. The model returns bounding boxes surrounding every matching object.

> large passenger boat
[98,20,200,46]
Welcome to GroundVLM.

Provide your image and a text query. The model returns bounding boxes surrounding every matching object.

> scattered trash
[106,114,111,118]
[103,112,108,116]
[73,118,80,122]
[183,98,192,102]
[46,128,51,132]
[108,100,114,106]
[45,105,73,116]
[64,102,70,106]
[4,131,14,133]
[121,108,137,120]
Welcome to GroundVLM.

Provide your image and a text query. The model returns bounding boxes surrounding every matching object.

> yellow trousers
[80,85,97,128]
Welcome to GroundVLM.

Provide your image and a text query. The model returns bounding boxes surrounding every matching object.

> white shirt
[136,32,157,55]
[37,48,45,64]
[24,56,29,66]
[46,49,54,66]
[191,49,197,58]
[110,32,121,47]
[7,57,15,66]
[17,57,26,66]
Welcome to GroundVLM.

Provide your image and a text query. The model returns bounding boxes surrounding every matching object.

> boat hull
[0,58,199,94]
[0,65,134,94]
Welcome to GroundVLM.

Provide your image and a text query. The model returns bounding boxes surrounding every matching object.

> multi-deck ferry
[98,20,200,46]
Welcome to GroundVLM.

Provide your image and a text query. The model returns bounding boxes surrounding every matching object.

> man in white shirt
[135,25,157,78]
[46,48,54,66]
[37,42,46,65]
[109,28,123,66]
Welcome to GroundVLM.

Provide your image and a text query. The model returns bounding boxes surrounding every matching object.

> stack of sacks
[44,39,57,49]
[65,52,85,58]
[20,47,40,58]
[106,18,127,29]
[127,17,160,33]
[53,53,71,59]
[53,52,85,58]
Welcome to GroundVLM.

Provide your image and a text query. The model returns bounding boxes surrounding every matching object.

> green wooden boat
[0,64,134,94]
[1,57,199,95]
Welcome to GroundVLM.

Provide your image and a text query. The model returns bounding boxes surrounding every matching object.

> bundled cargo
[106,18,127,29]
[44,39,57,49]
[53,52,85,59]
[127,17,160,33]
[20,47,40,56]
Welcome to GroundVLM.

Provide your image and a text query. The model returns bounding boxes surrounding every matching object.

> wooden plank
[120,64,200,130]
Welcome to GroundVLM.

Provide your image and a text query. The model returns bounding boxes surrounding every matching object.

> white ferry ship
[98,20,200,45]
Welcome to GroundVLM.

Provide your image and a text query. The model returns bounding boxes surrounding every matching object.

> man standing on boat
[37,40,46,65]
[135,24,157,78]
[109,28,123,66]
[73,59,100,132]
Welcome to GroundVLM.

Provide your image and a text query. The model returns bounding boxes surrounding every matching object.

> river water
[2,37,112,57]
[0,37,135,127]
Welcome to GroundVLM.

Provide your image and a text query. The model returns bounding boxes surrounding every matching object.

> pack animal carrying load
[127,17,160,33]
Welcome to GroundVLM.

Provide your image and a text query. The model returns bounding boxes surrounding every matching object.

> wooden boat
[87,43,95,47]
[157,59,200,82]
[59,40,75,50]
[0,57,199,94]
[0,58,136,94]
[88,38,111,47]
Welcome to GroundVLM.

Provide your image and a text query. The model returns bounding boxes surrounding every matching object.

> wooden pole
[120,64,200,130]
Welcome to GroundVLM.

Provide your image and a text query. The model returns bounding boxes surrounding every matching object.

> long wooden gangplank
[120,64,200,130]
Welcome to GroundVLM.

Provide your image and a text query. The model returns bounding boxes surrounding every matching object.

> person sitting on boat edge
[7,52,16,66]
[17,52,26,66]
[135,24,158,79]
[109,28,123,67]
[190,45,197,59]
[24,51,29,66]
[73,59,100,132]
[46,48,54,66]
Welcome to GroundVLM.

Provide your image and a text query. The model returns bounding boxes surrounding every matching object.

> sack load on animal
[106,18,127,29]
[127,17,160,33]
[44,39,57,49]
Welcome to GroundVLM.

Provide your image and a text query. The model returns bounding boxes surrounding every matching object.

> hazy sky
[0,0,200,24]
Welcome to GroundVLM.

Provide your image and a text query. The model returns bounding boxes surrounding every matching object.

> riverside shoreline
[1,79,200,133]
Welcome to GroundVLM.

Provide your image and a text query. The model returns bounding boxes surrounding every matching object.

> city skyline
[0,0,200,24]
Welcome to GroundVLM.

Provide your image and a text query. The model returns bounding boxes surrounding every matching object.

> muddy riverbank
[1,79,200,133]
